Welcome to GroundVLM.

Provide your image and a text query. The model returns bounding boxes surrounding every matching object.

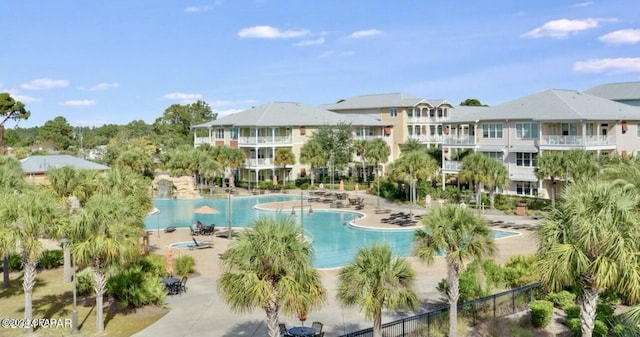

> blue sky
[2,0,639,127]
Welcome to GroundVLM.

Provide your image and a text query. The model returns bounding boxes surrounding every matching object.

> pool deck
[135,190,540,337]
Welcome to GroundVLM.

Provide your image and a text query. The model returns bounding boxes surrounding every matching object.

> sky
[2,0,639,128]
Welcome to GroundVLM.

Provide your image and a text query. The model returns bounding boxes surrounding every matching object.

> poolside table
[162,277,181,295]
[289,326,316,337]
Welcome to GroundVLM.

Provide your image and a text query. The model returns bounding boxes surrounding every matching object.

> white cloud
[7,91,38,103]
[521,18,612,39]
[163,92,203,103]
[599,29,640,45]
[573,58,640,73]
[184,0,223,12]
[21,78,69,90]
[319,50,355,58]
[79,82,120,91]
[237,25,309,39]
[572,1,594,7]
[60,99,96,106]
[294,37,326,47]
[347,29,383,39]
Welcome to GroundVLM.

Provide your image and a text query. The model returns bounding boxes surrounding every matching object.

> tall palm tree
[353,139,369,183]
[218,216,326,337]
[299,139,325,187]
[602,156,640,192]
[99,168,152,216]
[0,190,65,334]
[484,158,509,209]
[217,146,245,188]
[336,244,418,337]
[273,147,296,185]
[565,150,598,182]
[70,193,144,332]
[114,148,154,176]
[414,205,496,337]
[365,138,390,209]
[390,150,438,218]
[535,151,566,208]
[0,156,26,288]
[536,181,640,337]
[47,166,101,212]
[459,153,489,207]
[400,137,423,154]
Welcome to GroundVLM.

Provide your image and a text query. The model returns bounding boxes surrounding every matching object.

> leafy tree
[353,139,369,183]
[194,144,221,193]
[299,139,325,186]
[38,116,74,150]
[0,156,27,287]
[536,181,640,337]
[218,217,326,337]
[459,98,486,106]
[216,146,245,188]
[153,100,216,148]
[160,145,198,177]
[0,93,30,150]
[47,167,101,211]
[391,150,438,217]
[535,151,566,208]
[0,190,65,334]
[273,147,296,185]
[459,153,489,206]
[115,148,154,176]
[426,147,443,167]
[337,244,418,337]
[365,138,390,208]
[414,205,495,337]
[311,123,353,170]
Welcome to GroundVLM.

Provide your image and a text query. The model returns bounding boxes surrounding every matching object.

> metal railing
[442,135,476,146]
[238,135,292,145]
[442,161,462,171]
[540,135,613,146]
[338,283,540,337]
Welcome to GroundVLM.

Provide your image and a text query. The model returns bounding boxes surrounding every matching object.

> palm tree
[274,147,296,185]
[0,190,65,334]
[70,193,144,332]
[535,151,566,208]
[299,139,325,187]
[390,150,438,218]
[0,156,26,288]
[400,137,423,153]
[484,158,509,209]
[218,216,326,337]
[414,205,496,337]
[99,168,152,216]
[217,146,245,188]
[114,148,153,176]
[535,181,640,337]
[365,138,390,209]
[565,150,598,182]
[47,166,101,212]
[353,139,368,183]
[603,157,640,192]
[459,153,489,207]
[336,244,418,337]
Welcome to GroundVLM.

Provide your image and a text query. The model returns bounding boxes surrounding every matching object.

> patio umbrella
[193,205,219,215]
[354,183,359,196]
[339,180,344,191]
[166,247,174,276]
[273,175,278,187]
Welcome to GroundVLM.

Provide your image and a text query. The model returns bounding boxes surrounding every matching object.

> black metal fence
[338,283,540,337]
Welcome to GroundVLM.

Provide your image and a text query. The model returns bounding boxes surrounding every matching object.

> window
[482,123,503,138]
[515,123,539,139]
[516,152,537,167]
[516,182,538,196]
[561,123,577,136]
[390,108,398,118]
[215,128,224,139]
[637,123,640,138]
[484,152,503,161]
[230,128,238,140]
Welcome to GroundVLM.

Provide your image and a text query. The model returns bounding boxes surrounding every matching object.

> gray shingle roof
[448,89,640,123]
[322,93,423,110]
[20,155,110,174]
[584,81,640,101]
[192,102,387,128]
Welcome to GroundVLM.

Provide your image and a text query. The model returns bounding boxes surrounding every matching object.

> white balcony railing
[540,135,614,146]
[238,136,292,145]
[354,135,384,141]
[411,134,443,143]
[407,116,448,123]
[443,161,462,171]
[194,136,212,146]
[244,158,274,167]
[442,135,476,146]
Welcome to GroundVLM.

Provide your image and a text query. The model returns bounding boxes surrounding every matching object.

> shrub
[593,319,608,337]
[8,253,22,271]
[174,256,196,276]
[38,250,63,269]
[563,305,580,320]
[566,317,581,337]
[503,255,538,288]
[107,265,166,308]
[140,254,166,277]
[530,300,554,328]
[76,268,95,296]
[596,303,615,324]
[547,290,576,309]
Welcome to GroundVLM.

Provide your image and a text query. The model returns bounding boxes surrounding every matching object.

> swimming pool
[144,195,517,268]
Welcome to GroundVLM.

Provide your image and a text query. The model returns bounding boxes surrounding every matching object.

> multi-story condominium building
[192,102,392,185]
[585,81,640,107]
[442,89,640,199]
[323,93,455,157]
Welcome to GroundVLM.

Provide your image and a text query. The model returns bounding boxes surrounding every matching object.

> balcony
[244,158,274,168]
[540,135,614,147]
[411,134,443,143]
[238,136,292,145]
[443,161,462,171]
[407,116,448,123]
[354,134,384,141]
[442,135,476,146]
[194,136,212,146]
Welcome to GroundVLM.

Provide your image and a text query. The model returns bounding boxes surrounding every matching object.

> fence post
[512,289,516,314]
[427,312,430,337]
[402,317,405,337]
[493,294,496,320]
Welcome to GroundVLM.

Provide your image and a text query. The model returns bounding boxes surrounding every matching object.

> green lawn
[0,268,168,336]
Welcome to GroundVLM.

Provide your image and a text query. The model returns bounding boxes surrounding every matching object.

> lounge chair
[191,238,213,249]
[312,321,323,336]
[164,226,176,233]
[279,323,292,337]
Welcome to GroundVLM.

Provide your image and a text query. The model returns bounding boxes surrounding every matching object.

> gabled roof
[584,81,640,101]
[192,102,387,128]
[20,155,110,174]
[448,89,640,123]
[322,93,429,110]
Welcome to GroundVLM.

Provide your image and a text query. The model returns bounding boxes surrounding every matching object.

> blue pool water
[144,195,517,268]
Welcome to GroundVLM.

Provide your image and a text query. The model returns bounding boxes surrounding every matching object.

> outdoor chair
[279,323,292,337]
[190,226,199,236]
[191,238,213,249]
[180,276,188,294]
[311,321,323,335]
